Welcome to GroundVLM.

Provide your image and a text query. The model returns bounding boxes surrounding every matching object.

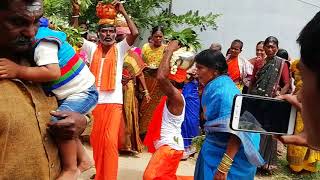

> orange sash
[168,68,187,83]
[90,43,117,91]
[227,57,241,82]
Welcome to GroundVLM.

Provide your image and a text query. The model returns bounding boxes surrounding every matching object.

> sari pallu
[139,69,164,135]
[121,49,146,152]
[249,56,285,167]
[195,75,264,180]
[250,56,284,97]
[139,43,166,136]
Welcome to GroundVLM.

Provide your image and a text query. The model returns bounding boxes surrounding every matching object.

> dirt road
[79,144,195,180]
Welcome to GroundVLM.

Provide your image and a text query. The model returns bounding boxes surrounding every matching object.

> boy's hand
[0,58,21,79]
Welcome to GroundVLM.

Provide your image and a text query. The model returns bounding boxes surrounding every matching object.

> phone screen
[238,96,292,133]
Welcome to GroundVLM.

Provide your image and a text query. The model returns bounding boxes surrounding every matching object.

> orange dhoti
[90,104,123,180]
[143,145,193,180]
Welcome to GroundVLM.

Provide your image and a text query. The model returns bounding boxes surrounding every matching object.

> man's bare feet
[57,169,81,180]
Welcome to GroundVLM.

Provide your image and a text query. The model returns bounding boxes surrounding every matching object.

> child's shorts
[51,85,99,122]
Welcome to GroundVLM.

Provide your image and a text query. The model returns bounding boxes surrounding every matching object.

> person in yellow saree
[139,26,167,137]
[287,59,320,172]
[115,26,151,154]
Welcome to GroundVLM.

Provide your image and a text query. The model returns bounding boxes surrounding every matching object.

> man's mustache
[12,37,33,45]
[102,35,114,41]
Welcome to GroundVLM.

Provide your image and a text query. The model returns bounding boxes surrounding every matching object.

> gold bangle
[219,163,230,171]
[216,153,234,174]
[220,162,231,167]
[218,163,230,173]
[224,153,234,162]
[222,159,233,165]
[217,166,228,174]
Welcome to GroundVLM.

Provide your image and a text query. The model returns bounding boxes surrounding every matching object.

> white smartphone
[230,94,297,135]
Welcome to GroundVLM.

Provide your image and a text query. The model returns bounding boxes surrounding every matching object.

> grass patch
[257,152,320,180]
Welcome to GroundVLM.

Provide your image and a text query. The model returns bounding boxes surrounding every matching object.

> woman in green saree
[249,36,291,172]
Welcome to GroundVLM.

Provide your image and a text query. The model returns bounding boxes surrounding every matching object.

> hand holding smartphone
[230,94,297,135]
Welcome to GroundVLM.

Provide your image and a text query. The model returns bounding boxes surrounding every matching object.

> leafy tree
[44,0,92,20]
[80,0,219,31]
[44,0,220,47]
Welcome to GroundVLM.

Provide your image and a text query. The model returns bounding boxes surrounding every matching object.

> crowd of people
[2,0,320,180]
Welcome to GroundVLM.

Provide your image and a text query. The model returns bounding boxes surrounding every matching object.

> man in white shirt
[81,1,138,180]
[143,41,187,180]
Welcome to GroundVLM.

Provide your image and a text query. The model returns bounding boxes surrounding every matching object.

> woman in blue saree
[194,49,264,180]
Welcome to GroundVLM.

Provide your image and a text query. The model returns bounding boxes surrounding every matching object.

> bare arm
[214,135,241,180]
[114,1,139,46]
[0,58,60,82]
[137,73,148,91]
[18,64,61,82]
[225,135,241,159]
[137,72,151,103]
[157,41,183,116]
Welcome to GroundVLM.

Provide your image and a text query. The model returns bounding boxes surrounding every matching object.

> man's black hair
[232,39,243,50]
[264,36,279,47]
[195,49,228,74]
[297,11,320,79]
[98,24,116,31]
[277,48,289,60]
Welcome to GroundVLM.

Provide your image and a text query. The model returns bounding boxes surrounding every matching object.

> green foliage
[165,28,201,51]
[44,0,220,46]
[49,16,86,47]
[80,1,99,31]
[192,135,205,153]
[79,0,219,32]
[44,0,93,18]
[101,0,113,4]
[149,10,220,32]
[122,0,171,29]
[123,0,219,31]
[256,149,320,180]
[44,0,92,47]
